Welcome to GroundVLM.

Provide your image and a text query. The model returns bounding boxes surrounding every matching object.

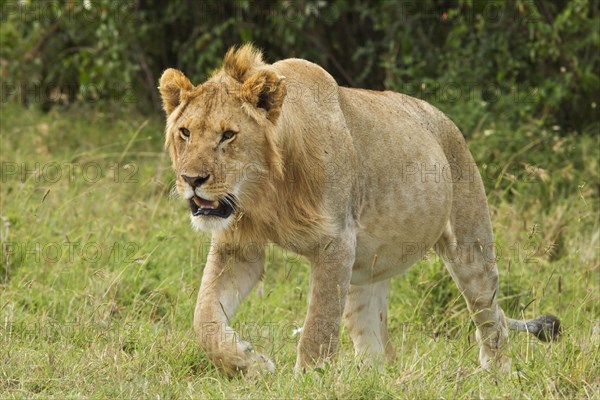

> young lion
[158,45,559,377]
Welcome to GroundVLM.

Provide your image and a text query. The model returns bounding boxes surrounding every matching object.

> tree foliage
[1,0,597,132]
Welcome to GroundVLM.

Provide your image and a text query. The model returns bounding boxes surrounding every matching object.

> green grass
[0,103,598,399]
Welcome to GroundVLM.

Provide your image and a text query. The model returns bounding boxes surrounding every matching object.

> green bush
[1,0,597,131]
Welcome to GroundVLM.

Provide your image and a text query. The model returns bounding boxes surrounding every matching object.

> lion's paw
[243,350,275,378]
[479,346,512,374]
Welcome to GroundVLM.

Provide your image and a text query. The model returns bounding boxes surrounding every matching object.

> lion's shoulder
[273,58,338,88]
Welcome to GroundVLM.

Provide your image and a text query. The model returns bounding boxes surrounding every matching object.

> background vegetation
[1,0,598,133]
[1,0,598,398]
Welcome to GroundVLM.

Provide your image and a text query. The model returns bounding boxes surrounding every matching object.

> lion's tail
[506,314,561,342]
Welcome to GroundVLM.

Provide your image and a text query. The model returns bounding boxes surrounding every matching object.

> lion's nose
[181,174,210,188]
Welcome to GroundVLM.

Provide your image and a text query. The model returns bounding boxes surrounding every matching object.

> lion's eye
[179,127,190,140]
[220,130,236,143]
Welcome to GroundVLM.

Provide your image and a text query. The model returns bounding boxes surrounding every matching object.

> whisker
[169,185,179,199]
[223,194,238,211]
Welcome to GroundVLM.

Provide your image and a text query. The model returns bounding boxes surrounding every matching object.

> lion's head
[159,45,286,232]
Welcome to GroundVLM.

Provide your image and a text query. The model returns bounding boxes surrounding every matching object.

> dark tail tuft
[531,314,561,342]
[507,313,561,341]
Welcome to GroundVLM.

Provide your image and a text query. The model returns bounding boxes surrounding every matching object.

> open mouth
[189,195,235,219]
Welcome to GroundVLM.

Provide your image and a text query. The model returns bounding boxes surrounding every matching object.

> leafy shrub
[1,0,597,131]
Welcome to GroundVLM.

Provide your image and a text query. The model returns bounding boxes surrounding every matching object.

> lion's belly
[337,88,456,285]
[349,134,453,285]
[351,190,451,285]
[350,164,452,285]
[352,226,443,285]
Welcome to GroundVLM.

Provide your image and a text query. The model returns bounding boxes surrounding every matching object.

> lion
[158,44,560,377]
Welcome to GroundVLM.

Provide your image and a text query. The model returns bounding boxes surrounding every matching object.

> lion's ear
[158,69,193,115]
[241,70,286,123]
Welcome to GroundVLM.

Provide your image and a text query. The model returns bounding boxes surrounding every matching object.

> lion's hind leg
[435,220,511,373]
[343,280,395,365]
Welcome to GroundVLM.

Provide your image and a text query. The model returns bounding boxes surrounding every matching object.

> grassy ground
[0,103,598,399]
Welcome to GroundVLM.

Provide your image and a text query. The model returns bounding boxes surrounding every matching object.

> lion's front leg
[294,233,355,372]
[194,237,273,377]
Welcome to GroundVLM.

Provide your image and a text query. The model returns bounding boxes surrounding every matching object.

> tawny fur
[158,45,560,377]
[223,44,265,82]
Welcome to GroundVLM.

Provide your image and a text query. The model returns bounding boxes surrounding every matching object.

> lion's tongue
[193,196,219,209]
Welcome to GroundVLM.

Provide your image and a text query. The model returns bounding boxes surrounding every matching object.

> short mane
[223,44,266,82]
